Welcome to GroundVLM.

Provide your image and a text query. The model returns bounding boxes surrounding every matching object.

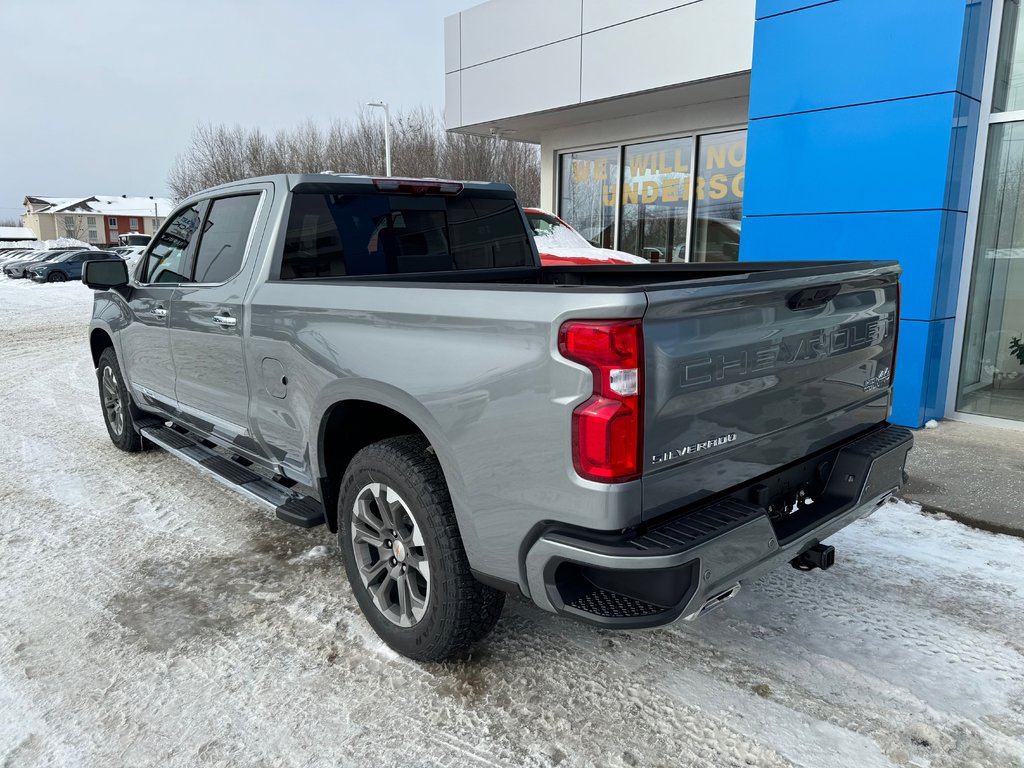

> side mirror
[83,259,129,290]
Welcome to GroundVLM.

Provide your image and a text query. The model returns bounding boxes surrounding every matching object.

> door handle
[152,307,168,318]
[213,314,237,328]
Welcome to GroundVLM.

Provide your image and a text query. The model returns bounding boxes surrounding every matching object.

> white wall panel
[460,0,582,68]
[444,13,461,73]
[444,72,462,129]
[583,0,695,33]
[460,38,582,126]
[580,0,755,103]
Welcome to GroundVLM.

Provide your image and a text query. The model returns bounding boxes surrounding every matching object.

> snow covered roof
[0,226,38,241]
[24,195,174,217]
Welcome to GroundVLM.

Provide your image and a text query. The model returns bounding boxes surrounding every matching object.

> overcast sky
[0,0,471,220]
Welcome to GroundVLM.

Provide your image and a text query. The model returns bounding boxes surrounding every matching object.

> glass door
[956,0,1024,422]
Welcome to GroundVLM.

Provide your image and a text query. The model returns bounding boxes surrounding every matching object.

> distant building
[22,195,174,246]
[0,226,37,242]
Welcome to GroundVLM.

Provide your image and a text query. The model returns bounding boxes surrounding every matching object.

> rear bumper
[523,424,913,628]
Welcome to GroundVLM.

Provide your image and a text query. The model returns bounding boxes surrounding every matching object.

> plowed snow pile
[1,277,1022,767]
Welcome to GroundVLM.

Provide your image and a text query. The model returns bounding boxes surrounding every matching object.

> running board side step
[140,425,326,528]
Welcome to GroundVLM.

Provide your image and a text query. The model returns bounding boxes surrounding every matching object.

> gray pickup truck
[84,173,912,661]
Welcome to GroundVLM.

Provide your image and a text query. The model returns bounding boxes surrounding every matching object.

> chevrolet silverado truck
[84,173,912,661]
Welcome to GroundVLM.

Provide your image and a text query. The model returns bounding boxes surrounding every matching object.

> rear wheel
[338,435,504,661]
[47,271,66,282]
[97,347,144,452]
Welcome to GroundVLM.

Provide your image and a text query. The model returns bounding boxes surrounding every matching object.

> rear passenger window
[279,192,532,279]
[143,205,202,284]
[191,195,261,283]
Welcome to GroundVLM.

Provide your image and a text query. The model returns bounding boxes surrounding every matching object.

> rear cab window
[278,189,533,279]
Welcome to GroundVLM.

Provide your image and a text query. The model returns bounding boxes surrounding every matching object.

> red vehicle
[523,208,649,266]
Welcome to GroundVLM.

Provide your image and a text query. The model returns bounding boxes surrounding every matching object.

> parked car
[3,250,71,278]
[0,249,35,264]
[84,174,910,662]
[523,208,649,265]
[29,250,120,282]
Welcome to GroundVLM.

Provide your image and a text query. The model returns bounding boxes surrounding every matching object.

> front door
[120,203,203,411]
[169,192,264,449]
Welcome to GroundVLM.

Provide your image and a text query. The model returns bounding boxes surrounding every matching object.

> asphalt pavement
[902,419,1024,537]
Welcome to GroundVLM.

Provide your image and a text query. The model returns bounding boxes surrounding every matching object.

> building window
[993,0,1024,113]
[619,137,693,262]
[129,217,139,230]
[63,216,75,236]
[558,148,619,249]
[956,123,1024,422]
[956,1,1024,424]
[108,217,118,227]
[87,216,96,226]
[88,229,98,242]
[692,130,745,263]
[558,128,747,263]
[152,217,161,230]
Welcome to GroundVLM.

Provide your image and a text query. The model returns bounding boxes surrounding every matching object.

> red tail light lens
[558,320,643,482]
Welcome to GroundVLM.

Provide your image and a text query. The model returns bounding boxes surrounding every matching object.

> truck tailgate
[642,263,900,519]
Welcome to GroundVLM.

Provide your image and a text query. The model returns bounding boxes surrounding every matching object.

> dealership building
[444,0,1024,430]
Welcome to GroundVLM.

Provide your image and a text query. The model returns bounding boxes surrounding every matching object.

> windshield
[525,211,592,250]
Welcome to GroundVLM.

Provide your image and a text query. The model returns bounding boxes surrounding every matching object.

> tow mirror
[83,259,129,290]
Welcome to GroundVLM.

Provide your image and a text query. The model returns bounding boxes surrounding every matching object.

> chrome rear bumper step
[140,425,326,528]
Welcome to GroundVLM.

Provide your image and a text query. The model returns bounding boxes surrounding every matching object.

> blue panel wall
[742,0,992,427]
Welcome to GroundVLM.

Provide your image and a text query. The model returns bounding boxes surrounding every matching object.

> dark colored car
[29,250,121,283]
[3,251,68,278]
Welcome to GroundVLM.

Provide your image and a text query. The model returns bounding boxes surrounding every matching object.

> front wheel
[47,271,66,282]
[338,435,504,661]
[96,347,144,452]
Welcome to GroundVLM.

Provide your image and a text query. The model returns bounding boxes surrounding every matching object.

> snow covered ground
[1,276,1022,768]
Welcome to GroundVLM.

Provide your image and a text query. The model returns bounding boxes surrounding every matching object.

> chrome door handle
[152,307,168,318]
[213,314,237,328]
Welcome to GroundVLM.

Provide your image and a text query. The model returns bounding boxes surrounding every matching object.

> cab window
[142,205,202,283]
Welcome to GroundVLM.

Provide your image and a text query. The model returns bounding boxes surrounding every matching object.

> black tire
[338,435,504,661]
[96,347,144,452]
[47,271,66,282]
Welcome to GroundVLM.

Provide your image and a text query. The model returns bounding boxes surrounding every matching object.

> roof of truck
[182,173,515,202]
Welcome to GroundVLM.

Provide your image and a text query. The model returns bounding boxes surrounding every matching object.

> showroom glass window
[558,148,619,249]
[692,130,745,262]
[558,129,746,262]
[619,137,693,262]
[956,1,1024,423]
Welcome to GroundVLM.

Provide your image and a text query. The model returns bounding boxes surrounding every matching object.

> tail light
[558,319,643,482]
[890,282,901,385]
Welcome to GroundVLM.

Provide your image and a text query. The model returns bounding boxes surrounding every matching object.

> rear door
[120,203,204,410]
[169,190,266,449]
[641,264,900,518]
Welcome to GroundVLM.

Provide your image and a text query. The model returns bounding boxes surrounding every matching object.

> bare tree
[59,215,90,242]
[0,217,21,228]
[168,108,540,205]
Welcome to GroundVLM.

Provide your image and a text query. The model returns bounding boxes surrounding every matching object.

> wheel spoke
[375,485,400,531]
[406,550,430,583]
[396,573,411,623]
[359,557,388,583]
[352,520,384,549]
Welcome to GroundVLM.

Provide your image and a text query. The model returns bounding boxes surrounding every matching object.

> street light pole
[367,101,391,176]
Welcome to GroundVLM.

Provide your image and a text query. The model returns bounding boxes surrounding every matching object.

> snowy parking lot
[1,276,1023,768]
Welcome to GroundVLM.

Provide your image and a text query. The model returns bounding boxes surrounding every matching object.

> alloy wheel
[350,482,431,627]
[101,365,124,436]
